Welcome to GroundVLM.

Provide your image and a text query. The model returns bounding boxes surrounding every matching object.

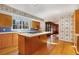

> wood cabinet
[32,20,40,30]
[75,10,79,34]
[18,34,48,55]
[29,35,48,54]
[0,33,18,50]
[40,35,48,46]
[18,35,30,55]
[0,13,12,27]
[18,35,26,54]
[29,36,39,54]
[18,35,28,55]
[45,22,59,34]
[12,33,18,46]
[74,10,79,54]
[0,33,13,49]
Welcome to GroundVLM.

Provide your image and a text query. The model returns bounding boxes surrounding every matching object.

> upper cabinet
[32,20,40,30]
[0,13,12,27]
[75,10,79,34]
[45,22,59,34]
[12,15,31,30]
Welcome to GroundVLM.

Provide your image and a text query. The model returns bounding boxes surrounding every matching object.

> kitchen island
[18,32,51,55]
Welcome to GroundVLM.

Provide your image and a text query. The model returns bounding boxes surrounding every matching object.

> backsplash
[0,27,11,32]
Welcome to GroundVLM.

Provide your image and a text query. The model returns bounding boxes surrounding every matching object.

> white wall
[59,15,74,42]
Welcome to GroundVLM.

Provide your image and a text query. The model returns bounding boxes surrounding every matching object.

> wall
[59,15,74,42]
[40,21,45,31]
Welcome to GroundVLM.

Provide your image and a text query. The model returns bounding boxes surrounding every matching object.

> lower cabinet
[18,35,30,55]
[12,33,18,46]
[0,33,13,49]
[29,36,41,54]
[18,34,48,55]
[0,33,48,55]
[0,33,18,50]
[40,35,48,46]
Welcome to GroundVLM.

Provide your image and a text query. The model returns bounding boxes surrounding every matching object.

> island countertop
[0,31,51,37]
[18,31,51,37]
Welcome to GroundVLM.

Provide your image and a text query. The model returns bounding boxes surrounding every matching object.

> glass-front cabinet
[12,15,32,32]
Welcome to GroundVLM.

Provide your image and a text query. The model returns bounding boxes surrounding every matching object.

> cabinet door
[18,35,31,55]
[25,37,31,54]
[40,35,47,42]
[30,35,48,51]
[75,10,79,34]
[12,33,18,46]
[0,13,12,27]
[0,33,13,49]
[40,35,48,47]
[18,35,27,55]
[29,36,40,54]
[32,21,40,30]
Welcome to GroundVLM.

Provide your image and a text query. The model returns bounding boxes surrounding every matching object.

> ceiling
[7,4,79,23]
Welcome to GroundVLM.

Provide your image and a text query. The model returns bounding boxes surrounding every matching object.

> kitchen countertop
[0,32,17,34]
[0,31,51,37]
[18,32,51,37]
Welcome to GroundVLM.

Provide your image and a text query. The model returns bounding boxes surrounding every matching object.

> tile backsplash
[0,27,11,32]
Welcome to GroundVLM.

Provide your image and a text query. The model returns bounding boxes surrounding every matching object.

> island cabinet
[18,34,48,55]
[18,35,30,55]
[0,33,18,51]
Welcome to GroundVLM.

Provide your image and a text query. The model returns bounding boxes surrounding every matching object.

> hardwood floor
[0,40,76,55]
[33,40,76,55]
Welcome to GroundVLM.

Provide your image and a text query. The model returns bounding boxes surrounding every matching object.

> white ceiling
[7,4,79,23]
